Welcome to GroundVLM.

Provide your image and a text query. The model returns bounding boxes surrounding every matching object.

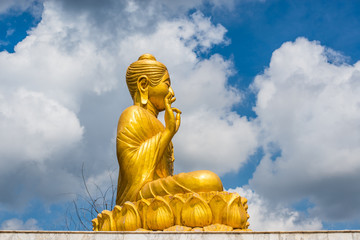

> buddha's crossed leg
[137,170,223,200]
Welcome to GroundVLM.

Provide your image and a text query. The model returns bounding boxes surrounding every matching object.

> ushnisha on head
[126,54,174,112]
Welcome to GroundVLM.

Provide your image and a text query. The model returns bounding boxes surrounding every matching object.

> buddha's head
[126,54,174,111]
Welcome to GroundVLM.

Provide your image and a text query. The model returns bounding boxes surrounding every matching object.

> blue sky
[1,0,360,231]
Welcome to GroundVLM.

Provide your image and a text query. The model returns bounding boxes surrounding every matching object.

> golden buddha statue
[116,53,223,206]
[92,54,250,232]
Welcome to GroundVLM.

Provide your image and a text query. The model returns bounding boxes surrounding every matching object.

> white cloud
[0,89,83,162]
[0,0,43,17]
[172,55,257,174]
[174,109,257,175]
[117,11,228,67]
[0,218,40,230]
[0,88,83,207]
[229,187,322,231]
[250,37,360,221]
[0,0,30,13]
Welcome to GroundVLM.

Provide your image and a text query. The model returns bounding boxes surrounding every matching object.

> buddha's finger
[164,93,172,107]
[175,113,181,131]
[164,100,171,110]
[176,112,181,122]
[166,92,172,99]
[172,108,182,114]
[171,97,176,103]
[165,92,172,103]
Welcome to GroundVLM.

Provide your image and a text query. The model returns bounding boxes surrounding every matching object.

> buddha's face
[148,71,174,111]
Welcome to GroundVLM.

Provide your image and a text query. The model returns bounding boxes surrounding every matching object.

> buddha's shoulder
[118,105,163,134]
[119,105,150,123]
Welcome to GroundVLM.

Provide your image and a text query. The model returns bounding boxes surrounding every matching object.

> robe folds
[116,105,223,206]
[116,105,174,206]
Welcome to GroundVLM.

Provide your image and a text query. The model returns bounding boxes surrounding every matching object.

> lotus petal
[116,202,141,231]
[99,210,115,231]
[96,213,103,230]
[223,195,247,229]
[137,199,150,229]
[112,206,122,230]
[92,218,99,231]
[181,194,212,227]
[208,194,227,224]
[147,196,174,230]
[169,195,185,225]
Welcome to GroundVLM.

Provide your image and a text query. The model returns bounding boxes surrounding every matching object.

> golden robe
[116,105,223,206]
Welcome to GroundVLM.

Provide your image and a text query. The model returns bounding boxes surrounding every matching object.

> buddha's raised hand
[164,91,181,135]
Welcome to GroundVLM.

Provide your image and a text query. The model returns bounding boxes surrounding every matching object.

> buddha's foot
[92,191,250,231]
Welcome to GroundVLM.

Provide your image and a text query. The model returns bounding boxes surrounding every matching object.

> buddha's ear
[137,75,149,105]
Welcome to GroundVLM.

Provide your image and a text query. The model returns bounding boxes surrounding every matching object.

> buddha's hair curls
[126,54,168,99]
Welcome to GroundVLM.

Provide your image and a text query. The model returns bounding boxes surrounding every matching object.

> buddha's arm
[157,92,181,164]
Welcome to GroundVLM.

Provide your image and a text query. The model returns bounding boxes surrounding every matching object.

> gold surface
[116,54,223,206]
[93,54,250,231]
[92,191,250,231]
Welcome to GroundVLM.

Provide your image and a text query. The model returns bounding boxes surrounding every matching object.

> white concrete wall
[0,231,359,240]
